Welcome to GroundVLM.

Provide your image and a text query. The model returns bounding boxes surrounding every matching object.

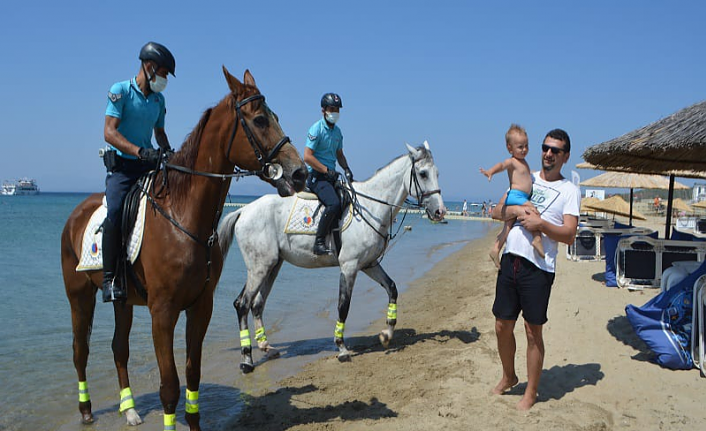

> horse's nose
[292,166,308,192]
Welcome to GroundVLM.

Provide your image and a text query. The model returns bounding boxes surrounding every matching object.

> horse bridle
[142,92,292,284]
[226,94,290,181]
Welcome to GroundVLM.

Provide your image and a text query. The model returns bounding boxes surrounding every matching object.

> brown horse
[60,67,307,431]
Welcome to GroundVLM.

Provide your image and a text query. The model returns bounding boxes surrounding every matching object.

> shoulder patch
[108,92,122,103]
[308,133,318,141]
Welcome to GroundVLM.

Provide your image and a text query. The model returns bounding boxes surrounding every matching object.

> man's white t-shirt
[503,172,581,273]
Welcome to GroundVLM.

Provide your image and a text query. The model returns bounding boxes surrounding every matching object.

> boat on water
[2,178,40,196]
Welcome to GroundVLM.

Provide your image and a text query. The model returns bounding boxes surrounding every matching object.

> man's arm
[518,211,578,245]
[490,193,525,221]
[154,127,171,150]
[336,149,350,170]
[104,116,141,157]
[304,147,328,174]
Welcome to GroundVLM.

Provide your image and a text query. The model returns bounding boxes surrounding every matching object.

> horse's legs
[183,290,214,431]
[234,263,274,373]
[363,263,398,348]
[112,302,142,425]
[334,264,359,361]
[150,306,182,430]
[250,260,283,360]
[64,272,97,424]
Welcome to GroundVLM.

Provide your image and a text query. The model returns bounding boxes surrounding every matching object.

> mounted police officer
[304,93,354,255]
[101,41,176,302]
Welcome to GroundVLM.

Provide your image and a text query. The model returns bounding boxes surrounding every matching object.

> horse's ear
[423,140,430,150]
[406,143,421,159]
[243,69,257,87]
[223,65,244,96]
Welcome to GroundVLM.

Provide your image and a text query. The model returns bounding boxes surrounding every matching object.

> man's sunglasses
[541,144,566,155]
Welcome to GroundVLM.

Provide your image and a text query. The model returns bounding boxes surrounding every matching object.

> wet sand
[224,216,706,431]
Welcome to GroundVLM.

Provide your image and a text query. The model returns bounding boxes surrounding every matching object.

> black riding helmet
[139,42,176,76]
[321,93,342,108]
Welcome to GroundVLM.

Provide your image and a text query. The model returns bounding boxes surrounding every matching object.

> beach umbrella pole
[629,188,634,226]
[665,175,675,239]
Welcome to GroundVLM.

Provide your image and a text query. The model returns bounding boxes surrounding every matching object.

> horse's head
[222,66,307,196]
[406,141,446,221]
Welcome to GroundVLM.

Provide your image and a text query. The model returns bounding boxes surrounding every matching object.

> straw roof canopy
[579,171,689,190]
[585,195,647,220]
[582,100,706,179]
[671,198,693,213]
[580,197,600,213]
[693,200,706,209]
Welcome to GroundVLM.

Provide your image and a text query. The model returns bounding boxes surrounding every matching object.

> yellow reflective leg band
[255,327,267,343]
[334,321,345,339]
[164,413,176,431]
[387,303,398,320]
[119,387,135,412]
[240,329,251,348]
[185,388,199,414]
[78,381,90,403]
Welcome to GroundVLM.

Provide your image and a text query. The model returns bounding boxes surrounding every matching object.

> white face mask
[325,112,339,124]
[150,75,168,93]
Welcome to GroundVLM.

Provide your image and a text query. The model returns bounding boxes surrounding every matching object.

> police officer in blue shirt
[304,93,354,255]
[101,41,176,302]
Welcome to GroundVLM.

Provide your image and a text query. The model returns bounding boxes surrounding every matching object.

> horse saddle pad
[284,196,353,235]
[75,194,148,271]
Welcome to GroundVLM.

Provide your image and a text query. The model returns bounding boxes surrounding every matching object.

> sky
[1,1,705,202]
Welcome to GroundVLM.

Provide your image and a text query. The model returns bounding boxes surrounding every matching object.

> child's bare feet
[532,234,545,258]
[491,375,519,395]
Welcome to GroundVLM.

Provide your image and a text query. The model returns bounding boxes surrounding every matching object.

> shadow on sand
[504,363,605,403]
[606,315,655,362]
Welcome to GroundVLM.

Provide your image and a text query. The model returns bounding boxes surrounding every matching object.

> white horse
[218,142,446,372]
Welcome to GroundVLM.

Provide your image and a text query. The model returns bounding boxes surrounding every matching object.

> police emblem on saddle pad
[75,194,148,271]
[284,193,353,234]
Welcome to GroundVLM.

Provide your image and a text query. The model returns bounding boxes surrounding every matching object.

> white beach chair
[661,261,704,292]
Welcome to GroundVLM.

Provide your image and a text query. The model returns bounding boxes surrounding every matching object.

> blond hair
[505,124,527,145]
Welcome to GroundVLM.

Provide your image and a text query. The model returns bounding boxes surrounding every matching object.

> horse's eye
[253,116,269,129]
[420,171,428,179]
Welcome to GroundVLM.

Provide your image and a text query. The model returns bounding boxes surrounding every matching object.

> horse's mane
[366,145,430,181]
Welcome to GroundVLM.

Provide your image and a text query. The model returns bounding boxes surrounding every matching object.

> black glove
[325,168,338,182]
[138,147,161,164]
[344,167,354,183]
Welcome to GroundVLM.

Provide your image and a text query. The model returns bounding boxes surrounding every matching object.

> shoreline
[227,218,706,431]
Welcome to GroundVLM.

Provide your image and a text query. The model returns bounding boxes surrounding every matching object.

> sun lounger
[566,227,604,261]
[616,236,706,290]
[601,227,658,287]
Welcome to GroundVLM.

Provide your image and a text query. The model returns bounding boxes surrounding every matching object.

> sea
[0,193,495,431]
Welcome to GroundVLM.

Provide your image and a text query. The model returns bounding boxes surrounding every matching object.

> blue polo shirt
[105,77,166,159]
[305,118,343,172]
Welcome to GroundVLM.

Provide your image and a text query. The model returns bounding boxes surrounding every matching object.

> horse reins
[142,93,290,283]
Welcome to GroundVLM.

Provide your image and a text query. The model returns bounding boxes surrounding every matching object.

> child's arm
[479,158,512,181]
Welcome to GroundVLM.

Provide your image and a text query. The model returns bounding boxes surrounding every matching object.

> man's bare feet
[491,375,518,395]
[489,251,501,269]
[516,393,537,410]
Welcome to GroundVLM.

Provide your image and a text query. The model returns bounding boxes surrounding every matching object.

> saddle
[287,180,353,254]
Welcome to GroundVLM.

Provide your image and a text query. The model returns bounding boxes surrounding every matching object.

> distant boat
[2,178,40,196]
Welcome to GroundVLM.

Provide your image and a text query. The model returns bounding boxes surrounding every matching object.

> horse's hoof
[81,413,94,424]
[379,331,390,348]
[124,408,143,426]
[240,362,255,374]
[337,352,351,362]
[264,347,281,360]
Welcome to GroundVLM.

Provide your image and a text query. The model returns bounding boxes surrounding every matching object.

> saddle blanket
[284,197,353,235]
[76,195,147,271]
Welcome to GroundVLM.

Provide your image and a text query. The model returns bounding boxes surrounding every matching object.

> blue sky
[1,1,705,202]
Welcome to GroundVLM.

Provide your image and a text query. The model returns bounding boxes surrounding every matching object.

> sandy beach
[226,215,706,431]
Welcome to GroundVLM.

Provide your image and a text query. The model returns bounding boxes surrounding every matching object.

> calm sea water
[0,193,494,431]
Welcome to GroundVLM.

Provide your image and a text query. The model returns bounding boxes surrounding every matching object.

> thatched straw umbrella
[585,195,647,221]
[582,100,706,237]
[671,198,693,213]
[580,196,600,213]
[578,171,689,225]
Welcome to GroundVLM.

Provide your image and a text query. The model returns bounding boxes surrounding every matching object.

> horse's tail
[217,208,243,260]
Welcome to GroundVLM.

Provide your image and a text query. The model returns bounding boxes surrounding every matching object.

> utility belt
[100,148,150,173]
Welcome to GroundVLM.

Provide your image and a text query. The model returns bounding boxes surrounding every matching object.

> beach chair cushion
[625,260,706,370]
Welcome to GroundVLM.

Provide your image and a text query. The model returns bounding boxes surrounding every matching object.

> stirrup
[102,280,126,303]
[313,242,332,256]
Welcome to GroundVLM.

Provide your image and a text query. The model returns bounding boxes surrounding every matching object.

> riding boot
[101,218,126,302]
[313,209,337,255]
